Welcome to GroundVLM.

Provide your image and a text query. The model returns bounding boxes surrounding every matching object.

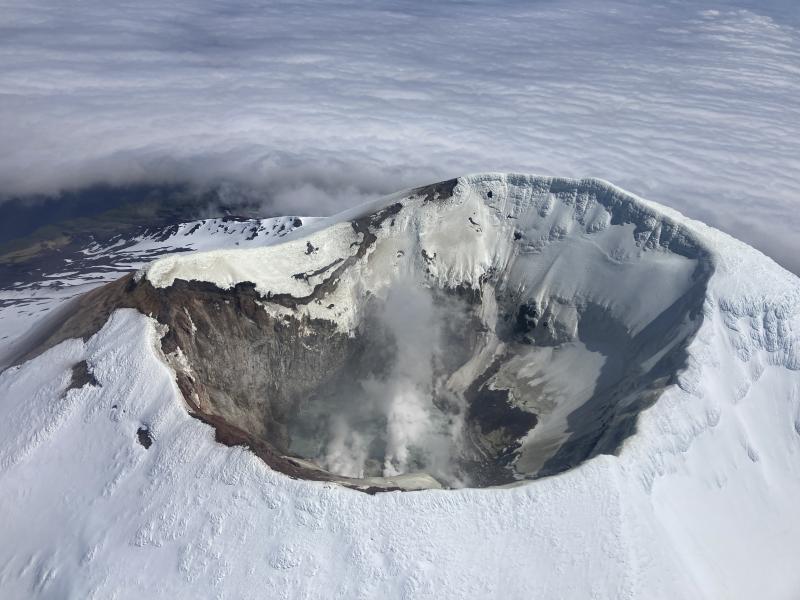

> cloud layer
[1,0,798,271]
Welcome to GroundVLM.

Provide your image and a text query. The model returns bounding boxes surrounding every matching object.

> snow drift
[1,173,799,598]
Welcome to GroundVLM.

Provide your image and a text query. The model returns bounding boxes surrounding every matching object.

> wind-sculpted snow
[1,174,800,597]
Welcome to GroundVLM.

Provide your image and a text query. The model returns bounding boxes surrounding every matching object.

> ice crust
[1,174,799,598]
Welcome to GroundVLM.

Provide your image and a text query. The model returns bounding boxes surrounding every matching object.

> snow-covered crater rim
[141,173,714,297]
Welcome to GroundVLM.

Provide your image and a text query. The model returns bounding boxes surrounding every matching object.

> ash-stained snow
[1,174,800,598]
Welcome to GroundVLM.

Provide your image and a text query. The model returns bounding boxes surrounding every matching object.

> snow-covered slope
[0,215,308,367]
[1,174,799,598]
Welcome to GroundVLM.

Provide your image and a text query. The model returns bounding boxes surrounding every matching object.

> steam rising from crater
[314,279,471,487]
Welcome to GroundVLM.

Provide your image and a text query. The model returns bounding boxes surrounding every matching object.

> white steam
[318,280,469,487]
[323,416,370,479]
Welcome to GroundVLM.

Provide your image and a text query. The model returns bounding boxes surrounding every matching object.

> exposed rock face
[13,175,713,491]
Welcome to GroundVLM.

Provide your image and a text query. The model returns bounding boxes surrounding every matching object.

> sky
[1,0,798,272]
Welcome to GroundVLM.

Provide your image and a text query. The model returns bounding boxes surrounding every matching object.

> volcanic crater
[13,175,713,492]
